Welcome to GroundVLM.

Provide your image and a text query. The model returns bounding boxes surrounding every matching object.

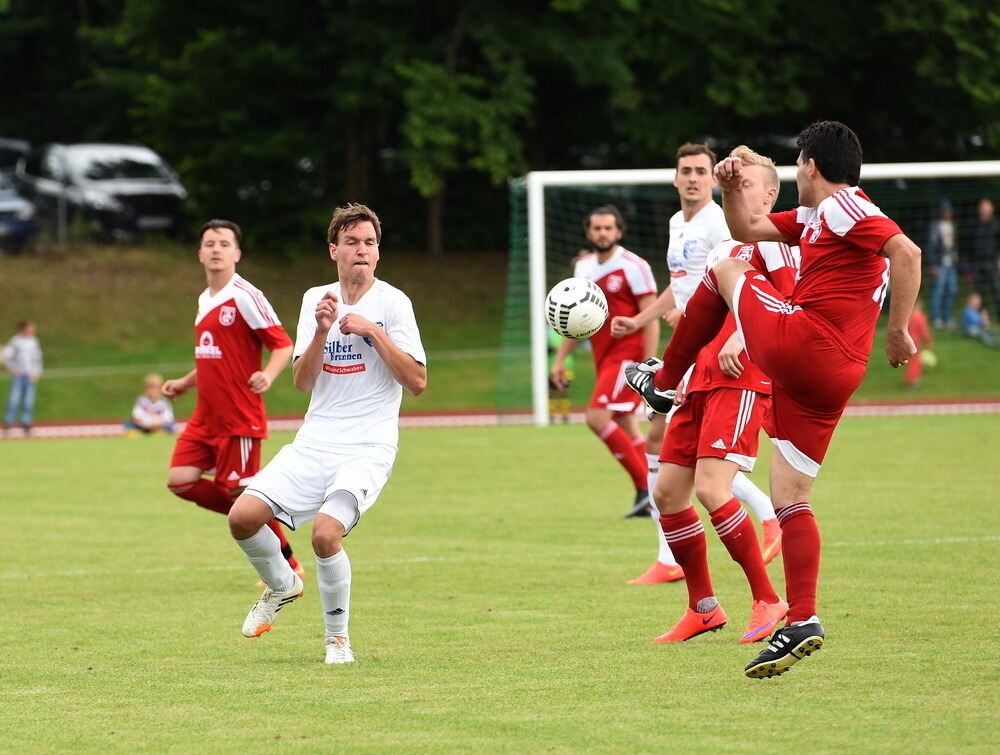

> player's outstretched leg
[242,572,304,638]
[744,617,825,678]
[624,358,676,414]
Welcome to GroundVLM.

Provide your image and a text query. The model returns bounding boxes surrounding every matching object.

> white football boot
[242,573,304,638]
[324,635,356,664]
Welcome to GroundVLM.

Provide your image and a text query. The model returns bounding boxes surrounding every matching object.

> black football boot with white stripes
[744,616,825,678]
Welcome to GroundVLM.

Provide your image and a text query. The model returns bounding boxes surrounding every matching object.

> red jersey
[189,273,292,438]
[574,246,657,366]
[768,187,901,362]
[687,241,800,395]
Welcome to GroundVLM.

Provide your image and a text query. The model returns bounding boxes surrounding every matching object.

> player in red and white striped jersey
[162,220,301,577]
[647,147,795,645]
[550,206,658,517]
[643,122,921,677]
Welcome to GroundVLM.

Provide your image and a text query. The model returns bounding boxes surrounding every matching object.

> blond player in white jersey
[227,204,427,665]
[611,143,781,585]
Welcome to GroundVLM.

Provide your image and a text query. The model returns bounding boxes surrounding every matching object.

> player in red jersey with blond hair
[628,122,921,677]
[163,220,302,578]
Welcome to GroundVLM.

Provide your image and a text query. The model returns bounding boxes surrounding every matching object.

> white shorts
[245,442,396,535]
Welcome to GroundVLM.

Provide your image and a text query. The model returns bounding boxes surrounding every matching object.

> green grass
[3,415,998,751]
[2,243,998,422]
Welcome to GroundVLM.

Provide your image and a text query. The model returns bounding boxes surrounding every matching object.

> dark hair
[797,121,862,186]
[584,205,626,234]
[16,320,32,331]
[327,203,382,244]
[199,219,242,246]
[676,142,717,167]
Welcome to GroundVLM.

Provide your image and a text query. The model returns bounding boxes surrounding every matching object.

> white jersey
[665,201,730,309]
[292,278,426,452]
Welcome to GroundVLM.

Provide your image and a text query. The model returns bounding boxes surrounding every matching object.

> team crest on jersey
[683,239,697,258]
[736,245,755,261]
[605,275,623,293]
[361,322,385,348]
[806,219,823,244]
[219,306,237,326]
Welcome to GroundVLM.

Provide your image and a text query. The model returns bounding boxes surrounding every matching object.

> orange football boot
[653,604,728,642]
[760,518,782,565]
[626,561,685,585]
[740,597,789,644]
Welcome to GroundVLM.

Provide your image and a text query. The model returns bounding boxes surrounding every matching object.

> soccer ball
[545,277,609,339]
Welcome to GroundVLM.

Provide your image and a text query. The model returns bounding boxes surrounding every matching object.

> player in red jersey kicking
[628,122,921,676]
[163,220,302,578]
[550,206,659,518]
[633,147,793,644]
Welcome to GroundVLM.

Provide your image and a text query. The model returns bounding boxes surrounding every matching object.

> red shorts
[659,388,767,472]
[732,271,867,476]
[170,420,262,489]
[588,359,640,414]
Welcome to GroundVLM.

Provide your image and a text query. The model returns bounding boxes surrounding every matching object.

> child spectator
[3,320,43,438]
[904,299,933,388]
[962,292,998,347]
[125,373,175,435]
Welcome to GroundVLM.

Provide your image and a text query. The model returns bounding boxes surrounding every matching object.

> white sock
[647,453,677,566]
[317,549,352,638]
[236,526,295,593]
[731,471,776,522]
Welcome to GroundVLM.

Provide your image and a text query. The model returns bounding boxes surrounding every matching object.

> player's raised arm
[293,291,338,392]
[716,157,784,243]
[611,286,677,337]
[882,233,922,367]
[339,313,426,395]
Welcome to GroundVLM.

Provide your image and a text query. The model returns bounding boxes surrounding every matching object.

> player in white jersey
[227,204,427,665]
[611,143,781,585]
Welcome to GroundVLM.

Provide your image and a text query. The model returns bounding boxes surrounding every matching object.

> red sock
[660,508,713,609]
[266,520,300,569]
[168,479,233,515]
[711,498,778,604]
[654,270,730,391]
[597,422,647,490]
[775,502,821,622]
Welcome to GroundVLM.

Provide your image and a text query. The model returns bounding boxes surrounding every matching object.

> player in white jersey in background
[612,143,781,585]
[227,203,427,664]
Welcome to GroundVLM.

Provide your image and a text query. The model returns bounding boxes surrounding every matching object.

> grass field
[5,414,998,751]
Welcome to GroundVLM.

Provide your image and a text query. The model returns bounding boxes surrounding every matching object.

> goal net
[500,162,1000,425]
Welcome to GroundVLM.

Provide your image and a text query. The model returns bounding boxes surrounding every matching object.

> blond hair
[729,145,779,191]
[143,373,163,388]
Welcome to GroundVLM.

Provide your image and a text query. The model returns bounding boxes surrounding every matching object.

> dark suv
[16,143,187,238]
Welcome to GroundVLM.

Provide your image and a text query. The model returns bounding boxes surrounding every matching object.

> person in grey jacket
[3,320,43,437]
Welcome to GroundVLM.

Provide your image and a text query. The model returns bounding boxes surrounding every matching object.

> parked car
[0,171,37,252]
[16,143,187,238]
[0,138,30,175]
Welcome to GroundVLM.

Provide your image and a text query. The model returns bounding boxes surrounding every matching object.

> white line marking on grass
[5,537,997,580]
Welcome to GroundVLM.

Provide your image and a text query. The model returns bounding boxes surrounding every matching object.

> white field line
[5,535,997,581]
[8,400,1000,440]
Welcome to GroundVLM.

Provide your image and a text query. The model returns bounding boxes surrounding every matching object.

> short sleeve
[624,257,657,297]
[768,209,806,245]
[387,293,427,365]
[294,289,323,359]
[844,216,903,255]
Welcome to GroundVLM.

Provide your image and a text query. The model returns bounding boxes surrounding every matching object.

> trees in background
[1,0,996,252]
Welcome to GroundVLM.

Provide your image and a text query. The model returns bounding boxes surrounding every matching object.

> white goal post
[526,160,1000,426]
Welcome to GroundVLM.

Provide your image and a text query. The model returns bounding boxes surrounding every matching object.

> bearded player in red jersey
[628,122,921,677]
[550,206,658,517]
[163,220,302,578]
[641,146,796,645]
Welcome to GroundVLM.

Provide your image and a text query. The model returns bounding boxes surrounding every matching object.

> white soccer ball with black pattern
[545,277,609,339]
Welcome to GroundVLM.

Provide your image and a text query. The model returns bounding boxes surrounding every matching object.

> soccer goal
[500,160,1000,425]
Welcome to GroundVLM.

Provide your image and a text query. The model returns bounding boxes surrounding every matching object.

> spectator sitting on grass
[961,292,998,347]
[124,373,175,436]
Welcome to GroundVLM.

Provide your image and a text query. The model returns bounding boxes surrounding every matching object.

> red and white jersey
[666,202,730,309]
[769,187,900,362]
[687,240,800,395]
[574,246,657,367]
[292,279,426,452]
[189,273,292,438]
